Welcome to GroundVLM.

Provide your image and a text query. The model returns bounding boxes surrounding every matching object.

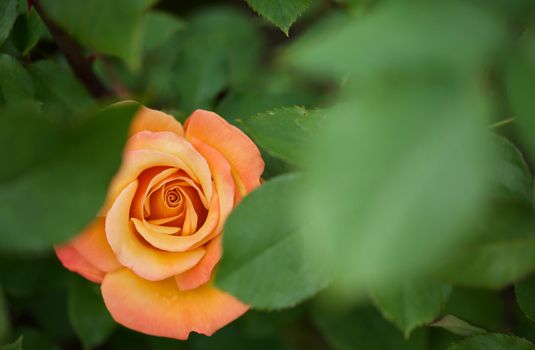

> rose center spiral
[164,188,182,208]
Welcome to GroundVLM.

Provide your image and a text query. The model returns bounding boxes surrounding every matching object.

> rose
[55,104,264,339]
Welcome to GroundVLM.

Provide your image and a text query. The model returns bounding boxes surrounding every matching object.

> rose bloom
[56,104,264,339]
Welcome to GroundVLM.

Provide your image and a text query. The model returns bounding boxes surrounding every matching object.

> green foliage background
[1,0,535,349]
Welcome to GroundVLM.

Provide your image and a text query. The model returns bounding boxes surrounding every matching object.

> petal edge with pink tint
[101,268,249,340]
[55,244,105,283]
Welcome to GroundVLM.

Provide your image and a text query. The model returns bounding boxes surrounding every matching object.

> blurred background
[2,0,535,349]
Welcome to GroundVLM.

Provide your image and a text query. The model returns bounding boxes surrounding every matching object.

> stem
[33,1,111,99]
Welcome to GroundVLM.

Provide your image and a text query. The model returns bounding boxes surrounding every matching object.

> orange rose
[55,105,264,339]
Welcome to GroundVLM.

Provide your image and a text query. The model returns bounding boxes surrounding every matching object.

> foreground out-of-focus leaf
[40,0,157,69]
[516,274,535,323]
[68,276,116,349]
[313,305,427,350]
[142,11,184,53]
[431,315,486,337]
[11,6,45,55]
[215,174,330,309]
[446,334,535,350]
[443,288,504,331]
[244,0,310,35]
[0,102,139,252]
[239,106,324,166]
[371,280,451,337]
[285,0,503,294]
[0,0,17,46]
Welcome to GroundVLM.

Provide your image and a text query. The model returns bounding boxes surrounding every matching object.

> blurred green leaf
[446,334,535,350]
[244,0,310,35]
[490,136,532,205]
[68,276,116,349]
[14,328,58,350]
[285,0,504,77]
[28,59,93,116]
[443,288,504,331]
[313,305,427,350]
[169,8,263,112]
[0,54,34,106]
[299,77,493,293]
[431,315,486,337]
[516,274,535,323]
[0,255,69,298]
[438,237,535,289]
[0,337,22,350]
[11,8,45,55]
[0,286,7,343]
[0,0,17,46]
[40,0,157,69]
[142,11,184,53]
[371,280,451,337]
[239,106,324,166]
[506,27,535,159]
[216,174,330,309]
[0,102,139,252]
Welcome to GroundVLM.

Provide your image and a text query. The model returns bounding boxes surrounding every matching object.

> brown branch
[32,1,112,99]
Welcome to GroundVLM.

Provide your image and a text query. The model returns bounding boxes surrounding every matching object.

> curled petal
[106,180,206,281]
[184,110,264,198]
[129,106,184,137]
[130,190,220,252]
[176,236,222,291]
[55,244,105,283]
[101,268,248,340]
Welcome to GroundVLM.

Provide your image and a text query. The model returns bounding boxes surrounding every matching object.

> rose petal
[127,131,212,203]
[184,110,264,198]
[106,180,206,281]
[101,268,248,340]
[189,137,235,230]
[175,236,222,291]
[70,217,121,273]
[129,106,184,137]
[55,244,105,283]
[131,189,220,252]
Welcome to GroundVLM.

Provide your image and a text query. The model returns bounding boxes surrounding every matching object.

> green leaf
[15,328,59,350]
[142,11,184,53]
[0,102,139,252]
[11,7,45,55]
[371,280,451,337]
[0,337,22,350]
[239,106,324,166]
[0,0,18,46]
[516,274,535,323]
[168,8,263,112]
[28,59,93,116]
[244,0,310,35]
[506,26,535,159]
[446,334,535,350]
[0,54,34,106]
[438,237,535,289]
[490,136,532,205]
[215,174,330,309]
[431,315,486,337]
[313,305,427,350]
[40,0,157,69]
[0,286,7,343]
[285,1,505,77]
[68,276,116,349]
